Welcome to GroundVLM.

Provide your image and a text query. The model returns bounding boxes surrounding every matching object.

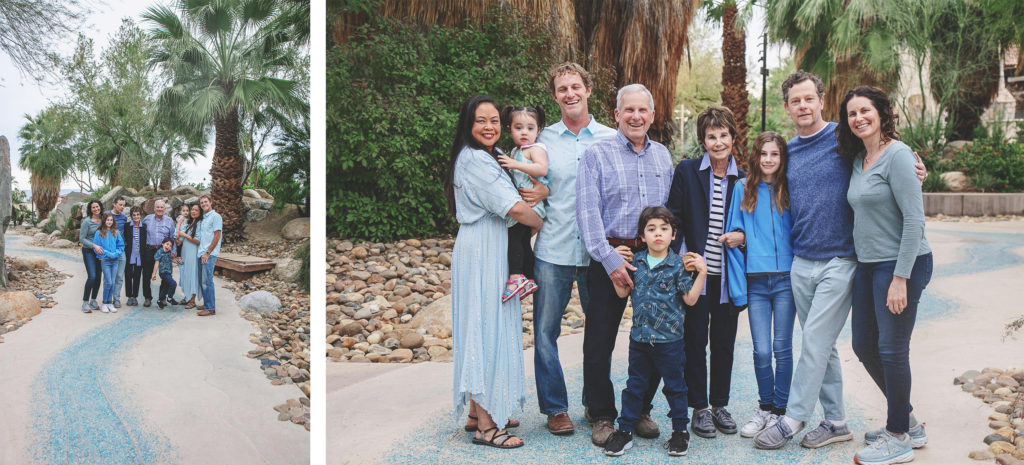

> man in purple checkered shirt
[575,83,675,446]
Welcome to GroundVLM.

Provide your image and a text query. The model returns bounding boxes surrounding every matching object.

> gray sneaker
[592,419,615,446]
[635,413,660,439]
[754,418,802,449]
[81,302,92,313]
[800,420,853,448]
[114,299,122,309]
[865,423,928,448]
[88,299,99,310]
[691,408,716,438]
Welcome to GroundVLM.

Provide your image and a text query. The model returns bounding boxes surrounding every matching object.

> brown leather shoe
[547,412,574,436]
[197,310,216,316]
[591,419,615,446]
[635,412,661,438]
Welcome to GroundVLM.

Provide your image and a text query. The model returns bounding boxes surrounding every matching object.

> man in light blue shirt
[196,195,222,317]
[105,196,129,308]
[530,62,617,437]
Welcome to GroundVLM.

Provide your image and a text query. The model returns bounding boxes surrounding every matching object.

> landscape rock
[272,258,302,282]
[246,209,269,222]
[387,348,414,363]
[243,189,261,199]
[0,291,42,322]
[970,450,994,460]
[99,186,129,207]
[990,441,1016,454]
[941,171,970,192]
[11,257,46,271]
[238,290,282,313]
[50,239,74,248]
[282,218,310,240]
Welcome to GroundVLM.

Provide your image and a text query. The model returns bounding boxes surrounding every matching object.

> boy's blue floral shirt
[629,250,694,344]
[154,249,174,276]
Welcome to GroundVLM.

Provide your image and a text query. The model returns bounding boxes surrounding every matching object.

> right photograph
[327,2,1024,464]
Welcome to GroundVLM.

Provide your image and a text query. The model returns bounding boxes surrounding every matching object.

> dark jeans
[684,274,739,410]
[619,339,690,433]
[507,223,535,279]
[851,253,932,434]
[159,272,177,302]
[582,260,658,420]
[141,246,158,300]
[125,263,143,298]
[81,248,101,301]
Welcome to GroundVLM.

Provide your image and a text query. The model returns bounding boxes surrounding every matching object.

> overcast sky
[0,1,213,193]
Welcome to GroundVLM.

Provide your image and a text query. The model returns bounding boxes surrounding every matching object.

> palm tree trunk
[30,173,59,220]
[211,106,244,238]
[159,151,172,190]
[720,2,749,159]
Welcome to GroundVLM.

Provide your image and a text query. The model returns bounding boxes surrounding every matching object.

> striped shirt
[705,176,725,274]
[577,130,674,274]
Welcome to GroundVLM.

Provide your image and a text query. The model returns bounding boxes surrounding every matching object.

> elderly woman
[443,94,543,450]
[666,105,746,439]
[838,86,931,465]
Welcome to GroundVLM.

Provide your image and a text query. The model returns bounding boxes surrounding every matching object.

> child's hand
[683,252,706,273]
[614,245,634,263]
[496,155,519,170]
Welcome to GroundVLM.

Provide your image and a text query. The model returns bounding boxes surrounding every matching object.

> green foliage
[42,219,58,234]
[943,141,1024,193]
[294,241,309,292]
[327,9,581,241]
[266,118,310,214]
[921,171,948,193]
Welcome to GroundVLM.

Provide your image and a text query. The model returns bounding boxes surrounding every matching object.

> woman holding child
[666,105,746,439]
[839,86,931,465]
[444,94,543,450]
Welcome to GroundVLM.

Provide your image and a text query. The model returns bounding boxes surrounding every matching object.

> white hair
[154,199,165,207]
[616,84,655,112]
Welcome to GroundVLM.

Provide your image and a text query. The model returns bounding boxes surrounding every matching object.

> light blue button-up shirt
[534,116,617,266]
[198,210,223,257]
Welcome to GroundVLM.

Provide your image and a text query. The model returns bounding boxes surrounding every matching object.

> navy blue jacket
[666,157,745,256]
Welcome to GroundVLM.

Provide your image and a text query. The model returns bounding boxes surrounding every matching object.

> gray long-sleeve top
[79,217,101,249]
[847,141,931,278]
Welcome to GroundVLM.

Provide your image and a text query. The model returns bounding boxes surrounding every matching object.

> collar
[616,130,650,154]
[699,152,739,177]
[553,114,599,136]
[638,250,679,269]
[203,210,216,218]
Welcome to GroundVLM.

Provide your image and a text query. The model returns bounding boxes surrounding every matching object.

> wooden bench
[214,252,276,281]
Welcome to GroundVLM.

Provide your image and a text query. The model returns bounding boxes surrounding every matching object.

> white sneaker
[109,304,118,313]
[741,409,777,438]
[100,304,110,313]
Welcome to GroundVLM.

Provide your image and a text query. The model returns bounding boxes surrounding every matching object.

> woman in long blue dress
[444,95,543,449]
[176,203,202,308]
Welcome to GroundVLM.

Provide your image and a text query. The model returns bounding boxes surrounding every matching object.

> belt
[148,245,162,249]
[607,237,644,250]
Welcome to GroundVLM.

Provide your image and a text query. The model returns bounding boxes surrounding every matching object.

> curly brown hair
[837,86,900,160]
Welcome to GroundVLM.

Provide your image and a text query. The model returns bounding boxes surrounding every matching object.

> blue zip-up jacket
[93,230,125,262]
[724,178,793,306]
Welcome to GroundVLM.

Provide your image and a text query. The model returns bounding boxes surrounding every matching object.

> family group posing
[445,63,931,465]
[77,195,224,316]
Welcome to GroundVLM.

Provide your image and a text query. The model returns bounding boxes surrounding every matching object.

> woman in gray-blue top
[837,86,931,465]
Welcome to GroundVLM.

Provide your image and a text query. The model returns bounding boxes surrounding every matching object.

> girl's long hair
[444,94,499,217]
[836,85,900,161]
[98,213,116,238]
[742,131,790,213]
[186,204,201,237]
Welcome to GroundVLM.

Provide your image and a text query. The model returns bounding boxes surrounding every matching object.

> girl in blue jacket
[722,131,796,439]
[94,213,125,314]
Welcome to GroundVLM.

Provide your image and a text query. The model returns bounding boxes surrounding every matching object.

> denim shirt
[629,251,694,344]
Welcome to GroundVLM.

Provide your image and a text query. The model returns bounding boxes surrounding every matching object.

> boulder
[168,196,184,212]
[242,196,273,211]
[175,185,199,196]
[0,291,41,322]
[272,258,302,282]
[238,290,282,313]
[941,171,970,192]
[11,257,47,271]
[32,233,48,242]
[282,218,310,240]
[130,196,147,208]
[255,188,274,201]
[99,186,129,207]
[51,239,74,248]
[942,140,972,159]
[36,217,51,230]
[243,189,261,199]
[246,209,269,222]
[408,294,452,333]
[184,196,199,206]
[51,192,89,227]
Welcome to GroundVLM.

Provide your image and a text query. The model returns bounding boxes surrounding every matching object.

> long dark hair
[837,85,900,160]
[186,203,201,237]
[742,131,790,213]
[444,94,500,217]
[85,200,103,222]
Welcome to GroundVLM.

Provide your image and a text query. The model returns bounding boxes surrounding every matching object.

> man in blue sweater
[754,72,925,450]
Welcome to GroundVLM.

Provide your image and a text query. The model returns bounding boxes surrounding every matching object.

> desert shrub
[327,8,612,242]
[922,171,948,192]
[944,141,1024,192]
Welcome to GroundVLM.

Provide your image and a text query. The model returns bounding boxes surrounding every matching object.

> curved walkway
[0,234,309,465]
[329,220,1024,464]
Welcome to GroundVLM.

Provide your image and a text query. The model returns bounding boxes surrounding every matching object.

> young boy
[152,237,180,309]
[604,206,708,458]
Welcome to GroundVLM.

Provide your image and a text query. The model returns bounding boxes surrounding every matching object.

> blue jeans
[200,255,218,310]
[619,339,689,433]
[747,273,796,410]
[532,258,589,415]
[851,253,932,434]
[113,253,126,301]
[101,259,119,303]
[787,256,856,422]
[82,248,101,301]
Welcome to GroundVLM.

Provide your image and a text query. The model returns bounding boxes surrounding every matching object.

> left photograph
[0,1,310,464]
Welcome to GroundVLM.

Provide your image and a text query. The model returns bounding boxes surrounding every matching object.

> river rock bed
[0,256,70,341]
[326,237,628,364]
[957,367,1024,463]
[222,239,303,260]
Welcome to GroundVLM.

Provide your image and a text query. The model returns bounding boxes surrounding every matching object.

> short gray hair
[616,84,655,112]
[154,199,165,207]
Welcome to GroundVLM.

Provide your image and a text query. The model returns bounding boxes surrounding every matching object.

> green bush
[921,171,948,192]
[327,8,612,242]
[944,141,1024,192]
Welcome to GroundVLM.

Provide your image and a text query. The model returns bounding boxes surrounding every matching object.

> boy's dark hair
[161,237,173,246]
[635,206,677,238]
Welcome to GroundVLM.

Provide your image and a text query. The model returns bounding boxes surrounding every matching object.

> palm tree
[144,0,307,237]
[704,0,751,156]
[17,108,74,220]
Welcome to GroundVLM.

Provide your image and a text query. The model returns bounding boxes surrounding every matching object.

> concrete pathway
[0,234,309,465]
[328,220,1024,464]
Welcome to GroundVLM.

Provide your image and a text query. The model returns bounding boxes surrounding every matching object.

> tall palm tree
[17,108,73,220]
[144,0,307,237]
[704,0,751,156]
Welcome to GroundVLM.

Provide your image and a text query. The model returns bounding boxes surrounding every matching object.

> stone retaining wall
[925,193,1024,216]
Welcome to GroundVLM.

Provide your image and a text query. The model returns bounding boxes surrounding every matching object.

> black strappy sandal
[464,415,520,432]
[472,426,524,449]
